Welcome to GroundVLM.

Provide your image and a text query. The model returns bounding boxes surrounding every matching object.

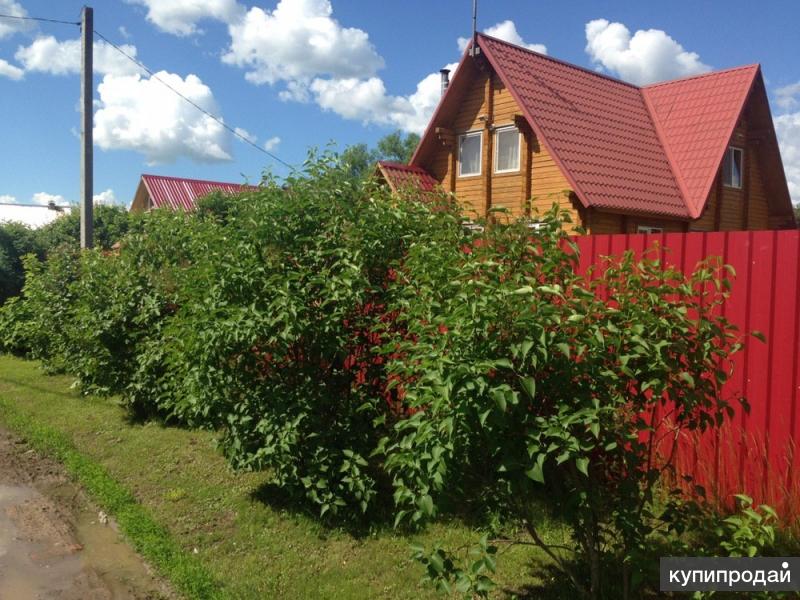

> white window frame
[493,125,521,174]
[637,225,664,234]
[458,131,483,178]
[723,146,744,189]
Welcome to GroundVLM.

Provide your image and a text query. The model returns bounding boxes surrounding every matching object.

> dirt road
[0,427,172,599]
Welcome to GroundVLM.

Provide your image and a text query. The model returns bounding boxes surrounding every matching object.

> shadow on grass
[249,480,400,538]
[0,374,80,401]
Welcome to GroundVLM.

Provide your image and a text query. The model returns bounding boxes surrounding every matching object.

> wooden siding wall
[421,68,579,230]
[690,112,772,232]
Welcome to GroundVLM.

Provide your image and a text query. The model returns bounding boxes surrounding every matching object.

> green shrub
[376,208,743,599]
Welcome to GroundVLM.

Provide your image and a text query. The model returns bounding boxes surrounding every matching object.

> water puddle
[0,430,172,599]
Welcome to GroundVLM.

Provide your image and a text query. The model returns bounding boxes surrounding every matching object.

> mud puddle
[0,427,173,599]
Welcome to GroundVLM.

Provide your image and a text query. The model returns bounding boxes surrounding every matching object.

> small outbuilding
[129,174,259,212]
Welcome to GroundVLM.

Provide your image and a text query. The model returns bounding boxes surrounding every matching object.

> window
[637,225,664,234]
[458,131,482,177]
[494,126,520,173]
[722,146,743,188]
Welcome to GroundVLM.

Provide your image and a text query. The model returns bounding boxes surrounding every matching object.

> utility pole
[80,5,93,249]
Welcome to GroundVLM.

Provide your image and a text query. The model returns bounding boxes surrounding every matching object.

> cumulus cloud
[32,192,67,206]
[775,82,800,111]
[94,71,232,164]
[126,0,244,36]
[585,19,710,85]
[296,17,540,134]
[15,36,145,77]
[775,112,800,203]
[309,61,458,135]
[223,0,384,90]
[0,194,16,203]
[93,189,117,205]
[458,20,546,54]
[0,58,23,80]
[263,136,281,151]
[0,0,31,39]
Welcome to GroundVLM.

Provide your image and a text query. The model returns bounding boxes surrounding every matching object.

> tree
[340,130,421,181]
[36,204,135,252]
[0,222,42,303]
[794,203,800,228]
[376,131,420,163]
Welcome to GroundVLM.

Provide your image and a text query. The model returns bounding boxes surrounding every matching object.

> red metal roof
[642,65,759,218]
[411,34,772,221]
[141,174,258,211]
[376,161,439,193]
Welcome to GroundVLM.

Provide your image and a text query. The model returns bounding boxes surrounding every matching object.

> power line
[93,29,296,171]
[0,13,79,26]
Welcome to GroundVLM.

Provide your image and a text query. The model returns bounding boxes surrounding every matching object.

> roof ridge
[642,64,760,89]
[477,32,641,89]
[141,173,257,188]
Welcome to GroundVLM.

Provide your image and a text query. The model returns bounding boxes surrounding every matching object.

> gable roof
[375,161,439,194]
[136,174,258,211]
[642,65,759,217]
[411,33,793,221]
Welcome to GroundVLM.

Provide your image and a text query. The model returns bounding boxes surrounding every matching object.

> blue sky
[1,0,799,210]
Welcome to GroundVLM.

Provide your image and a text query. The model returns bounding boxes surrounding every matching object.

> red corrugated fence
[574,229,800,521]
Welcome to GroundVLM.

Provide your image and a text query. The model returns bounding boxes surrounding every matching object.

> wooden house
[378,33,795,233]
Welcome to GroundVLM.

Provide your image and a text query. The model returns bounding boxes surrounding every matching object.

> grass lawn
[0,355,570,599]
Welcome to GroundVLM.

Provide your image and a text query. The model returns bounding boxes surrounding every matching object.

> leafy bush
[376,209,744,598]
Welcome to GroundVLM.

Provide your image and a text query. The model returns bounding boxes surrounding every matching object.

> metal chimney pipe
[439,69,451,96]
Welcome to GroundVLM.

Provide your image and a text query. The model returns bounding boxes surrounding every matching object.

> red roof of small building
[376,161,439,193]
[140,174,258,211]
[410,33,792,221]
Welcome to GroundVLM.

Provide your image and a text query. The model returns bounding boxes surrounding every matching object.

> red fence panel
[574,230,800,521]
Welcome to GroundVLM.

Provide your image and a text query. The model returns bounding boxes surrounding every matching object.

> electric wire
[0,10,295,170]
[0,13,79,26]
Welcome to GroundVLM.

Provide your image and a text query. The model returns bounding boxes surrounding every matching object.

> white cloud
[234,126,257,144]
[0,0,31,39]
[15,36,145,77]
[776,82,800,111]
[94,71,232,164]
[222,0,384,91]
[584,19,710,85]
[775,112,800,203]
[32,192,67,206]
[458,20,547,54]
[0,58,23,80]
[0,194,16,203]
[93,189,117,205]
[126,0,244,36]
[309,61,459,135]
[263,136,281,151]
[119,25,132,39]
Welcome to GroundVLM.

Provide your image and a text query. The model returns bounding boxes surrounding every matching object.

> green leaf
[575,457,589,476]
[526,454,546,483]
[519,376,536,400]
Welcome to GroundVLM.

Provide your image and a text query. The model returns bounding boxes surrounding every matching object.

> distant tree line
[0,205,133,304]
[340,130,420,181]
